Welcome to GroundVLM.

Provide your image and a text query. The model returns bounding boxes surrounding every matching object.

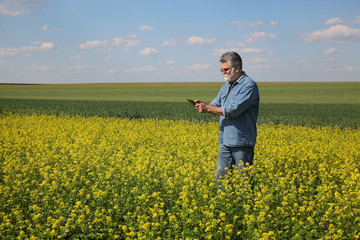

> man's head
[219,51,243,82]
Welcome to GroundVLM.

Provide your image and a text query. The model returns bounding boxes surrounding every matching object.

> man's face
[221,61,237,82]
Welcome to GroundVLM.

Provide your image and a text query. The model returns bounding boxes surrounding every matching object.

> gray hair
[219,51,242,71]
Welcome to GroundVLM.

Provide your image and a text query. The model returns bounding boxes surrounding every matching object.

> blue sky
[0,0,359,84]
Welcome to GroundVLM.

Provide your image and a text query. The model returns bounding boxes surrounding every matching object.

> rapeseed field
[0,114,359,239]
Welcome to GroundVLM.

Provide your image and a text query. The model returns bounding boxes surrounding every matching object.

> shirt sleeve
[223,82,258,118]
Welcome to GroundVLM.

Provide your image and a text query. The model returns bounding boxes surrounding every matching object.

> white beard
[224,74,231,82]
[224,73,237,82]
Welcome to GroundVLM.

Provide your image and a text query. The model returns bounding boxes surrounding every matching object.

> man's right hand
[195,100,223,116]
[194,100,207,113]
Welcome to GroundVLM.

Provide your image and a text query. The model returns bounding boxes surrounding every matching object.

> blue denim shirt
[211,72,259,147]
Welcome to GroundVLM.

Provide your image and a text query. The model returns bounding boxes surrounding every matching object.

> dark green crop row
[0,98,359,128]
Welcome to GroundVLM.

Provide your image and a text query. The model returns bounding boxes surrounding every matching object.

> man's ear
[235,66,241,73]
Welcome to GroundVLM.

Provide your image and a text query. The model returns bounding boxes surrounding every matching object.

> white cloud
[124,39,141,48]
[0,41,55,56]
[162,38,177,47]
[0,1,28,16]
[40,42,55,51]
[249,21,264,29]
[20,45,39,52]
[125,65,159,73]
[232,20,264,29]
[0,0,50,16]
[240,48,264,54]
[112,37,125,46]
[343,66,360,72]
[300,24,360,43]
[326,17,343,26]
[269,21,278,27]
[322,47,344,54]
[79,40,110,50]
[166,60,176,65]
[139,25,155,31]
[28,63,93,73]
[113,37,141,50]
[69,54,84,60]
[79,36,140,51]
[228,32,277,47]
[231,21,246,29]
[138,47,159,56]
[244,32,278,44]
[41,24,59,31]
[66,64,92,72]
[28,64,50,71]
[326,16,360,26]
[0,48,18,56]
[186,63,211,70]
[186,36,216,46]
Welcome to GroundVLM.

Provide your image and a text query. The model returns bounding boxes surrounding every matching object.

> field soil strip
[1,81,358,88]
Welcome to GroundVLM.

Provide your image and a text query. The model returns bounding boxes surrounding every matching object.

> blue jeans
[214,143,254,190]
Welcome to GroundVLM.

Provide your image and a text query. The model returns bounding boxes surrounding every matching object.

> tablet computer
[187,99,196,106]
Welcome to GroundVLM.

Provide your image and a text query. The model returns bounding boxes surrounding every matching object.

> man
[194,51,259,190]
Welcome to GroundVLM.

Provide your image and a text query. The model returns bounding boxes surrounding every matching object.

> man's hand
[194,100,207,113]
[194,100,223,116]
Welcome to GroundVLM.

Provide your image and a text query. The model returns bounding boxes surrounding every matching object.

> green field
[1,83,359,239]
[0,82,359,127]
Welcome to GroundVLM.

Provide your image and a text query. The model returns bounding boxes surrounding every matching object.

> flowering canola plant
[0,114,359,239]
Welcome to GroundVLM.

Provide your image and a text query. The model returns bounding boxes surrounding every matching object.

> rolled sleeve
[223,84,258,118]
[221,106,226,116]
